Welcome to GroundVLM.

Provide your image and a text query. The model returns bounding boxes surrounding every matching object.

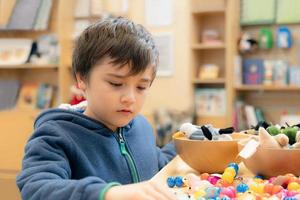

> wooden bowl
[173,132,250,173]
[238,141,300,177]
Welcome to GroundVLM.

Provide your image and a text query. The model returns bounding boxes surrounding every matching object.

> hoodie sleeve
[156,141,177,170]
[16,124,119,200]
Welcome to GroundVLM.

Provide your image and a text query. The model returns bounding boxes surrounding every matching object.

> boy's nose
[121,89,136,104]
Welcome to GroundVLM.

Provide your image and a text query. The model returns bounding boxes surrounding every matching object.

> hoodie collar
[35,108,133,134]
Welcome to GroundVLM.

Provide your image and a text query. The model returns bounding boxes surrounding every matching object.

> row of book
[5,0,53,30]
[233,101,265,131]
[194,88,226,117]
[0,80,56,111]
[241,58,300,86]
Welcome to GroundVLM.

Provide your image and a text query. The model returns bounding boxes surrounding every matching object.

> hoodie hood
[34,108,132,132]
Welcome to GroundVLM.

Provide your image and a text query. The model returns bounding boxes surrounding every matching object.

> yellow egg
[193,189,205,199]
[222,171,234,183]
[288,182,300,191]
[249,183,264,194]
[225,167,236,175]
[253,178,264,183]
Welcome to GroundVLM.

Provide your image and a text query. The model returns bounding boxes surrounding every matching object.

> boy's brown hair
[72,17,159,81]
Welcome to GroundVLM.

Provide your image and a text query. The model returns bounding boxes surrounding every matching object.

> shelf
[191,43,225,50]
[235,85,300,91]
[0,29,49,33]
[74,15,102,21]
[192,8,225,15]
[0,63,58,69]
[193,78,225,84]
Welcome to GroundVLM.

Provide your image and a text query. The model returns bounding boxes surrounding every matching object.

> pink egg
[208,176,220,185]
[268,177,276,183]
[220,187,236,198]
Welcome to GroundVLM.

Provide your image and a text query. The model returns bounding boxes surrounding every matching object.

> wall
[126,0,193,117]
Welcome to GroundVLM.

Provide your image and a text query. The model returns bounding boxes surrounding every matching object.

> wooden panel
[0,109,40,171]
[196,116,227,127]
[191,0,225,13]
[0,175,21,200]
[57,0,74,103]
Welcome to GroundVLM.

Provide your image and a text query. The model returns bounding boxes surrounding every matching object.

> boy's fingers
[149,181,177,200]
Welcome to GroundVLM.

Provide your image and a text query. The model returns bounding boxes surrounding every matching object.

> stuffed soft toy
[249,121,300,148]
[292,131,300,149]
[180,123,234,140]
[258,127,281,149]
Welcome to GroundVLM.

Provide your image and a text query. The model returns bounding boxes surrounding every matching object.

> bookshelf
[190,0,237,127]
[233,0,300,128]
[0,0,74,108]
[0,0,74,191]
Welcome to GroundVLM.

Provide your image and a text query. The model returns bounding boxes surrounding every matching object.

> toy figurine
[180,123,234,140]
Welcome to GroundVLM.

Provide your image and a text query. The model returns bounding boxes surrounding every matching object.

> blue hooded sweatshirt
[16,108,176,200]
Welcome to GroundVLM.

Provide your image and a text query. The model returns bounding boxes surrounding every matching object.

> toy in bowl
[238,127,300,177]
[173,123,250,173]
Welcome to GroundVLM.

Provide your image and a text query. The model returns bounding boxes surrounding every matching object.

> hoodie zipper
[116,128,140,183]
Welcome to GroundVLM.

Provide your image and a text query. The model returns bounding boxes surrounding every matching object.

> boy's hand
[105,180,177,200]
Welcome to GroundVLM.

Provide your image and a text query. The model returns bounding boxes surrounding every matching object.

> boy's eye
[109,82,122,87]
[137,86,147,90]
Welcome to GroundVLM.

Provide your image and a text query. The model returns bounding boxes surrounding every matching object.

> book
[289,67,300,86]
[17,83,39,110]
[243,58,264,85]
[263,60,274,85]
[234,100,247,131]
[195,88,226,117]
[7,0,43,30]
[244,105,258,128]
[0,80,20,110]
[255,108,265,123]
[34,0,53,30]
[36,83,54,109]
[273,60,288,86]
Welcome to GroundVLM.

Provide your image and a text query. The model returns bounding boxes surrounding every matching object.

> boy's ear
[76,73,87,90]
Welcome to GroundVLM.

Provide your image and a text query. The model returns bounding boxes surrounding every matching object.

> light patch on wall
[145,0,173,27]
[153,33,174,77]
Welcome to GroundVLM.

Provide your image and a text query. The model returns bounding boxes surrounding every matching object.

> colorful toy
[180,122,234,140]
[167,176,186,188]
[282,126,298,145]
[168,171,300,199]
[236,183,249,193]
[167,176,176,188]
[277,27,292,49]
[259,28,273,49]
[259,127,281,148]
[239,32,258,53]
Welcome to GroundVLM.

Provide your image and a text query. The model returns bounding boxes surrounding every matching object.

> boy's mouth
[118,109,133,113]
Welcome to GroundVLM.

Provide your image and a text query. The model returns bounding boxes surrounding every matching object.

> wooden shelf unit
[0,0,75,188]
[0,0,74,104]
[190,0,237,127]
[233,0,300,126]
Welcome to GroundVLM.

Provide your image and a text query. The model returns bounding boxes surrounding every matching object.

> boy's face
[78,57,154,131]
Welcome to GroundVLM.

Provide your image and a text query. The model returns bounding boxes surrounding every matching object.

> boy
[17,17,177,200]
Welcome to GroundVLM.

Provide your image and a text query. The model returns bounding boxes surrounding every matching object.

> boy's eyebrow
[106,73,151,82]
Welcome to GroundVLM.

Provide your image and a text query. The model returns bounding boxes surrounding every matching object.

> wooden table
[152,156,254,184]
